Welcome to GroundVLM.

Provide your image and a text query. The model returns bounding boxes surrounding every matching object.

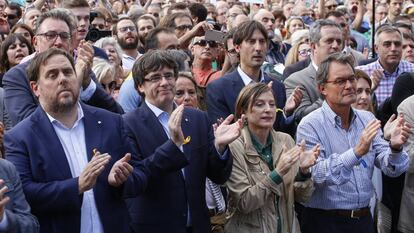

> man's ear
[318,83,326,98]
[30,81,40,98]
[32,36,38,51]
[235,43,241,53]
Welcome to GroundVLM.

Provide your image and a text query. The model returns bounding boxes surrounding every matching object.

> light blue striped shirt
[296,101,409,210]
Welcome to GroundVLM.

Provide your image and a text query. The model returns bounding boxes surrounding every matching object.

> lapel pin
[183,136,191,145]
[98,121,102,124]
[185,118,188,122]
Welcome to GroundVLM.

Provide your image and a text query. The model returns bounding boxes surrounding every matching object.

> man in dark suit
[206,20,302,135]
[4,48,137,233]
[0,159,39,233]
[123,50,243,233]
[2,9,122,126]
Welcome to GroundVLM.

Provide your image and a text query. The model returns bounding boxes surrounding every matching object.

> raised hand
[370,69,383,91]
[354,119,381,157]
[298,140,320,174]
[383,114,397,141]
[78,151,111,194]
[108,153,134,187]
[75,40,94,88]
[0,179,10,222]
[284,87,303,117]
[389,113,412,151]
[275,145,301,176]
[214,114,243,154]
[168,104,185,147]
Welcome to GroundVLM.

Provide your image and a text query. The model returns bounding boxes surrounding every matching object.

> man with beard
[113,17,140,72]
[207,20,302,136]
[2,9,123,127]
[253,9,286,65]
[4,48,134,233]
[136,14,156,54]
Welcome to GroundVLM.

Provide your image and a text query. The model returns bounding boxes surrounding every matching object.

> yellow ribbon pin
[183,136,191,145]
[276,108,284,113]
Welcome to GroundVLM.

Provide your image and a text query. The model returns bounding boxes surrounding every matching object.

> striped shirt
[296,101,409,210]
[356,60,414,105]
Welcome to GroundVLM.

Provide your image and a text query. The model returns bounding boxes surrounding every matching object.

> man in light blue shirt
[296,52,411,233]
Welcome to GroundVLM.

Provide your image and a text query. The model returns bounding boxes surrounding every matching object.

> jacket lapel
[30,107,72,178]
[81,104,102,161]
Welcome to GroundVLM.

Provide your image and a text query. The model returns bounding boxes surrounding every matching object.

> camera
[85,28,112,42]
[85,11,112,42]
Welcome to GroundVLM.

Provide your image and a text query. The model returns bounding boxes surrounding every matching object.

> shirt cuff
[341,148,360,170]
[0,211,9,231]
[269,170,283,184]
[217,147,229,160]
[80,79,96,102]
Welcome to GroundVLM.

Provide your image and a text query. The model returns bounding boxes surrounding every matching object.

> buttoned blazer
[122,104,233,233]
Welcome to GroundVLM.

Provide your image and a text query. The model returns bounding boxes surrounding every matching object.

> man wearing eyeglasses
[123,49,243,233]
[2,9,123,126]
[190,36,221,87]
[113,17,140,72]
[296,52,410,233]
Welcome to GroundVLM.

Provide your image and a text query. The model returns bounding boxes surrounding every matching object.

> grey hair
[94,37,124,64]
[374,24,402,46]
[92,58,116,84]
[309,19,341,44]
[35,9,77,35]
[316,52,355,85]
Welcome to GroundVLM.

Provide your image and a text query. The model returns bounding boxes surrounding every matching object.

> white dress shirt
[46,103,104,233]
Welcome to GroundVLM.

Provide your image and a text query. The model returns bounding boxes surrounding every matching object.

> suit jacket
[206,69,295,135]
[284,63,322,122]
[4,104,132,233]
[0,159,39,233]
[282,57,311,79]
[397,95,414,233]
[2,61,123,126]
[123,104,233,233]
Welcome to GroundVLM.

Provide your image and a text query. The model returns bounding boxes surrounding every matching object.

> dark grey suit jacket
[0,159,39,233]
[284,63,323,122]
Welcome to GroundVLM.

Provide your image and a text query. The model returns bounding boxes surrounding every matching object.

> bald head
[253,9,275,38]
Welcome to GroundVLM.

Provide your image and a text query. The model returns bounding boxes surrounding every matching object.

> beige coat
[397,95,414,233]
[225,128,314,233]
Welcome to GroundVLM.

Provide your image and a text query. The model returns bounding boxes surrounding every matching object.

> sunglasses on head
[193,39,218,48]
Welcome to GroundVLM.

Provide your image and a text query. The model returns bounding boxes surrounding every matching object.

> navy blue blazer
[0,159,39,233]
[2,61,123,126]
[122,104,233,233]
[206,69,295,135]
[4,104,132,233]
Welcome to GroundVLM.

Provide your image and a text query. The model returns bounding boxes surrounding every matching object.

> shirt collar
[311,59,319,72]
[321,101,356,128]
[46,102,84,129]
[375,59,402,77]
[145,100,168,118]
[237,66,265,86]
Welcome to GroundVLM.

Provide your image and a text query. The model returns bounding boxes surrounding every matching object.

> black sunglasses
[102,81,117,90]
[193,39,218,48]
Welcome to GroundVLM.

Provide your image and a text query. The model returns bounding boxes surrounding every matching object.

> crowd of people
[0,0,414,232]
